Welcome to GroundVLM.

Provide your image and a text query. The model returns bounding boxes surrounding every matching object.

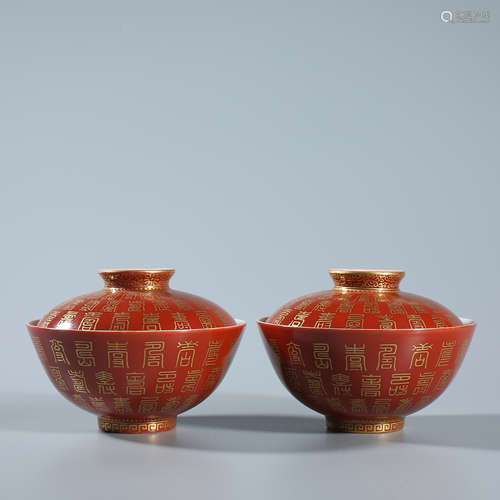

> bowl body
[28,320,245,433]
[258,318,475,433]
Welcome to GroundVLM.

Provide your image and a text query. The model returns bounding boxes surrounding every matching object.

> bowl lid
[266,269,461,329]
[37,269,235,331]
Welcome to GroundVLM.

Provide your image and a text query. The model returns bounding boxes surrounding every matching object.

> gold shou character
[32,336,47,362]
[378,315,397,329]
[74,341,95,367]
[102,299,120,312]
[435,369,453,392]
[313,343,333,369]
[303,370,326,398]
[408,315,426,329]
[126,372,146,396]
[313,300,331,312]
[345,344,366,371]
[160,396,179,412]
[377,343,397,370]
[331,373,352,396]
[196,311,216,329]
[181,370,202,392]
[110,312,130,330]
[203,340,223,366]
[67,369,90,393]
[173,312,191,330]
[78,312,102,331]
[143,341,165,368]
[49,339,70,364]
[39,310,60,328]
[89,396,108,412]
[337,301,354,313]
[413,371,436,395]
[138,397,159,413]
[107,341,129,368]
[152,300,169,311]
[372,398,391,414]
[361,374,382,397]
[95,371,116,395]
[395,397,413,412]
[80,300,100,312]
[155,371,177,394]
[271,308,292,325]
[351,399,368,414]
[389,373,411,396]
[128,301,144,312]
[286,341,305,367]
[289,311,310,327]
[176,341,199,367]
[48,366,68,391]
[314,313,335,329]
[346,314,364,329]
[113,397,132,414]
[410,343,433,369]
[435,341,457,367]
[56,311,78,328]
[142,313,162,330]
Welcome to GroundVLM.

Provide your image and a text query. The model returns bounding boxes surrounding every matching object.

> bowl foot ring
[98,415,177,434]
[326,416,404,434]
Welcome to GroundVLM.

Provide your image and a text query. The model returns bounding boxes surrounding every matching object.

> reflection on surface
[1,392,498,454]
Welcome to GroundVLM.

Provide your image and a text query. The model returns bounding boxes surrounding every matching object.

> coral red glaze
[28,320,244,433]
[267,269,461,329]
[38,269,235,331]
[258,319,475,433]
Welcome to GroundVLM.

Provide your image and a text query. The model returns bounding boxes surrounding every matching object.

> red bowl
[258,318,475,433]
[27,319,245,434]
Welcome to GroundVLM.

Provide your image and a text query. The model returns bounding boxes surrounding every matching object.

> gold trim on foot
[98,415,177,434]
[326,416,404,434]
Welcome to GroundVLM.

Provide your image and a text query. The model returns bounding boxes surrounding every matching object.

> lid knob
[99,269,175,291]
[329,269,404,291]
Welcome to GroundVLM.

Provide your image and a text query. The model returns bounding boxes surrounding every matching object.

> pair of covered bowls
[28,268,475,435]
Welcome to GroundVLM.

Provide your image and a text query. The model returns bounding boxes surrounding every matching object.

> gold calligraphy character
[176,341,199,367]
[410,343,433,369]
[345,344,366,371]
[313,343,332,369]
[143,341,165,368]
[95,371,116,395]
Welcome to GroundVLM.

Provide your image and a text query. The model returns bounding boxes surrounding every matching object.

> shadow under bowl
[257,317,476,434]
[26,319,245,434]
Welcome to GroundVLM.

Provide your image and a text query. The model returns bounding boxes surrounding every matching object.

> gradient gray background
[1,2,499,499]
[2,0,498,411]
